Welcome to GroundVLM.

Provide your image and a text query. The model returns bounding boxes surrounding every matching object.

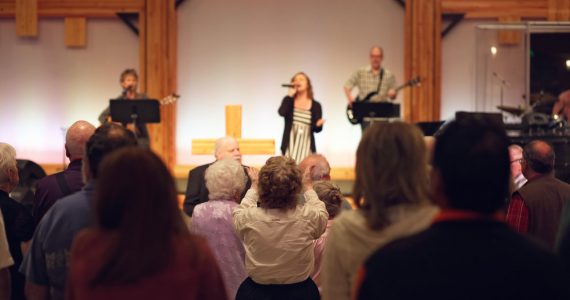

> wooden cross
[191,105,275,155]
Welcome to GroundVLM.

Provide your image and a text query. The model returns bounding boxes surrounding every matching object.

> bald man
[33,121,95,225]
[183,137,251,216]
[507,140,570,250]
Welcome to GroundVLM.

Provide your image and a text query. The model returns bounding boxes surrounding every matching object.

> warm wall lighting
[566,59,570,70]
[490,46,498,56]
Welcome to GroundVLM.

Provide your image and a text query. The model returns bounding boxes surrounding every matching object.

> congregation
[0,116,569,300]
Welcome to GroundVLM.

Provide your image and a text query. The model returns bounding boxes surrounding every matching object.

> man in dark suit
[183,137,251,216]
[356,118,569,300]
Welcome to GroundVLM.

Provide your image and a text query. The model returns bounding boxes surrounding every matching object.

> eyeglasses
[510,158,524,164]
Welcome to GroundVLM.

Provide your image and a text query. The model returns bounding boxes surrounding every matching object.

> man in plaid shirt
[344,46,397,130]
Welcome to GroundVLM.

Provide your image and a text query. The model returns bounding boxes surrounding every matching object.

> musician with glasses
[344,46,397,131]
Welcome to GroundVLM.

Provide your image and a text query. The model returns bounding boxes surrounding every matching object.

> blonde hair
[354,122,430,230]
[0,143,17,184]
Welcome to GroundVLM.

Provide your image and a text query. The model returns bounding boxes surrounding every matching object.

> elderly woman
[191,159,248,300]
[233,156,328,300]
[321,122,439,300]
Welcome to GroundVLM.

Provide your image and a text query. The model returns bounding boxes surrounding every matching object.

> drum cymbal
[497,105,525,116]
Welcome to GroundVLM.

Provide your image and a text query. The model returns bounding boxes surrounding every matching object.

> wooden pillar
[548,0,570,21]
[404,0,441,122]
[143,0,177,167]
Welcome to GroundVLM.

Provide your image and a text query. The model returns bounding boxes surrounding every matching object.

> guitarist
[98,68,150,148]
[344,46,397,131]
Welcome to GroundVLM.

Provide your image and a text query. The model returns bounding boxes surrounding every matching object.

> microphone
[281,84,295,88]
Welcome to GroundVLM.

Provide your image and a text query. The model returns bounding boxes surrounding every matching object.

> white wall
[441,20,526,123]
[0,19,138,164]
[176,0,405,167]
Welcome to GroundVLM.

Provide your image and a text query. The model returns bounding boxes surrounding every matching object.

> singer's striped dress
[285,108,312,163]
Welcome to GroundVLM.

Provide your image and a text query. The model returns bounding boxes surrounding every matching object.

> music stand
[353,102,401,121]
[109,99,160,139]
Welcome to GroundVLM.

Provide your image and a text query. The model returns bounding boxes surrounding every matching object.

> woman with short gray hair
[191,159,248,300]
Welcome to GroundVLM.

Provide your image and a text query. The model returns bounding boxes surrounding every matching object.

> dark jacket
[517,175,570,249]
[0,190,34,300]
[278,96,323,154]
[358,220,570,300]
[183,163,252,216]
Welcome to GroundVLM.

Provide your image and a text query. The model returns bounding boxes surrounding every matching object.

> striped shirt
[285,108,312,163]
[345,66,396,102]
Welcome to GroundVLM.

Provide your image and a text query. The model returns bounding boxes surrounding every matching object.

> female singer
[279,72,325,163]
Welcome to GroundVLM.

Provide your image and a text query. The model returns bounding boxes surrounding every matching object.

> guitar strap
[376,68,385,94]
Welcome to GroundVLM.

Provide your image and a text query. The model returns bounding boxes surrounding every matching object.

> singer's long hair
[290,72,314,100]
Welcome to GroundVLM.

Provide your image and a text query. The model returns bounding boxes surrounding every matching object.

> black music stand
[353,102,401,121]
[109,99,160,139]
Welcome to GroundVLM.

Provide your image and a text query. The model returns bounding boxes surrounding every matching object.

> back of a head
[313,181,343,219]
[433,118,510,213]
[0,143,17,185]
[523,140,555,175]
[299,154,331,181]
[85,124,137,179]
[354,122,429,230]
[204,158,247,201]
[66,120,96,160]
[93,147,187,285]
[258,156,302,210]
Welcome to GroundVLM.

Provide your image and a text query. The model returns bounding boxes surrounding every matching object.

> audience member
[191,159,248,300]
[321,122,438,300]
[233,156,328,300]
[66,147,226,300]
[311,181,343,292]
[0,208,14,300]
[299,154,331,181]
[184,137,251,216]
[508,144,527,192]
[557,202,570,273]
[33,121,95,225]
[0,143,34,300]
[20,124,137,300]
[507,140,570,249]
[356,118,569,300]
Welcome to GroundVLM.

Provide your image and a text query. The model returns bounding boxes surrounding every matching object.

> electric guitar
[346,76,420,125]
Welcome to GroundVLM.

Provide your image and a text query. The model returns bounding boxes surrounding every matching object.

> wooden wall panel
[64,17,86,47]
[404,0,441,122]
[16,0,37,36]
[144,0,177,167]
[442,0,548,19]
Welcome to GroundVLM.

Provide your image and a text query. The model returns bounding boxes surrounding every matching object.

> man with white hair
[0,143,34,299]
[508,144,527,191]
[33,121,95,225]
[299,154,331,182]
[183,137,251,216]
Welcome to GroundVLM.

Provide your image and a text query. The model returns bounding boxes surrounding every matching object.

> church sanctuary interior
[2,0,570,299]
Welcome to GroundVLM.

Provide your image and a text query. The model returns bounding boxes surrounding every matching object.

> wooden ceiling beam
[442,0,548,19]
[0,0,143,17]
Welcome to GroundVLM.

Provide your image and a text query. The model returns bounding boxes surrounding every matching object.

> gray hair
[0,143,17,184]
[205,158,247,201]
[299,154,331,181]
[66,120,96,159]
